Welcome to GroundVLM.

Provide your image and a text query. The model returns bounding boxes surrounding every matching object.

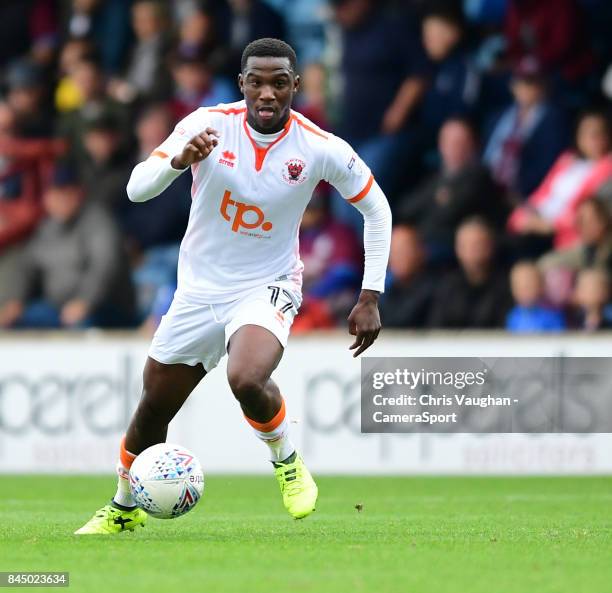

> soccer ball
[129,443,204,519]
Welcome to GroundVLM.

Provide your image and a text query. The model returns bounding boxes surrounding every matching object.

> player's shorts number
[267,285,297,314]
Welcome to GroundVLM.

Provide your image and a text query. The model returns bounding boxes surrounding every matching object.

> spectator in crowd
[0,166,135,329]
[483,57,569,200]
[0,104,39,255]
[571,267,612,330]
[0,105,64,247]
[429,217,512,327]
[507,109,612,251]
[167,51,237,121]
[118,104,191,319]
[80,111,132,210]
[119,104,191,254]
[0,102,66,305]
[330,0,428,198]
[539,198,612,273]
[54,37,98,113]
[420,6,480,139]
[397,117,506,263]
[58,57,128,167]
[0,0,58,68]
[176,2,227,67]
[216,0,286,76]
[5,57,55,138]
[379,225,435,328]
[291,190,362,333]
[505,0,594,88]
[60,0,132,75]
[257,0,328,128]
[108,0,174,104]
[293,62,329,129]
[463,0,507,26]
[261,0,328,66]
[506,260,565,332]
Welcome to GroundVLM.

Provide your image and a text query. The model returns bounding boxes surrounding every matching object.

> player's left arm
[322,138,392,357]
[346,181,392,356]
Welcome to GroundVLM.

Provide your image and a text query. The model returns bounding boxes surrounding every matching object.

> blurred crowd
[2,0,612,333]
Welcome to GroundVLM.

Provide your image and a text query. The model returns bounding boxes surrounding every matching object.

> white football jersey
[152,100,373,303]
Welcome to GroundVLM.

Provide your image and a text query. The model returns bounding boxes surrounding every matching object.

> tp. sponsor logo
[220,190,272,233]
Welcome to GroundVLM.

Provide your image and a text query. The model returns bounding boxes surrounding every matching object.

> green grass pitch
[1,475,611,592]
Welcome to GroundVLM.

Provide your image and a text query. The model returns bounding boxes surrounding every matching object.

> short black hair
[241,38,297,74]
[424,4,465,29]
[458,215,495,238]
[442,115,480,143]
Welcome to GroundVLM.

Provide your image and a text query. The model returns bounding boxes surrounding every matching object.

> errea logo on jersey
[220,190,273,233]
[219,150,236,168]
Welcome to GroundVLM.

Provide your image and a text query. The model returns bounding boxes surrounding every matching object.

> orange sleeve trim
[245,398,286,432]
[208,107,247,115]
[347,174,374,203]
[150,150,169,159]
[119,436,137,470]
[294,117,328,139]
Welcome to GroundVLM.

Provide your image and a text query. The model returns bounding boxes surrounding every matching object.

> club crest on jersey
[282,158,307,185]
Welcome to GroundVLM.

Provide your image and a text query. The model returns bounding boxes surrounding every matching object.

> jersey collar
[242,113,294,172]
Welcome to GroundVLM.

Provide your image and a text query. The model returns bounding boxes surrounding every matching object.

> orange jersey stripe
[150,150,169,159]
[293,115,328,140]
[208,107,247,115]
[243,115,293,171]
[294,117,328,139]
[244,398,286,432]
[347,173,374,203]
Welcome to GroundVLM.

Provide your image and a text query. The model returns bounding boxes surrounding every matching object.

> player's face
[239,56,299,134]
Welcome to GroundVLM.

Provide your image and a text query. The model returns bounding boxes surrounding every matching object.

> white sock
[113,461,136,508]
[253,416,296,462]
[245,398,296,462]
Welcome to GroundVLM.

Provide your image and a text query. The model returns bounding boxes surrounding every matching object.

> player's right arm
[126,109,219,203]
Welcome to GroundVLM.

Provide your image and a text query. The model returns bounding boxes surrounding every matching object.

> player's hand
[60,299,90,327]
[347,290,381,357]
[171,128,220,169]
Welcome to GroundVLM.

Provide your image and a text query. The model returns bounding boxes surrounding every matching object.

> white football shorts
[148,279,302,371]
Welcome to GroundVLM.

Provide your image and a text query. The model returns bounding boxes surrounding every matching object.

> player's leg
[75,358,206,534]
[114,358,206,507]
[227,324,317,519]
[226,324,292,458]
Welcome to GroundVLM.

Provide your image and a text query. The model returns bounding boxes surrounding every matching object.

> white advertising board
[0,331,611,474]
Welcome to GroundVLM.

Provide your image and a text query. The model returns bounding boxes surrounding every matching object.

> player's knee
[227,370,267,403]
